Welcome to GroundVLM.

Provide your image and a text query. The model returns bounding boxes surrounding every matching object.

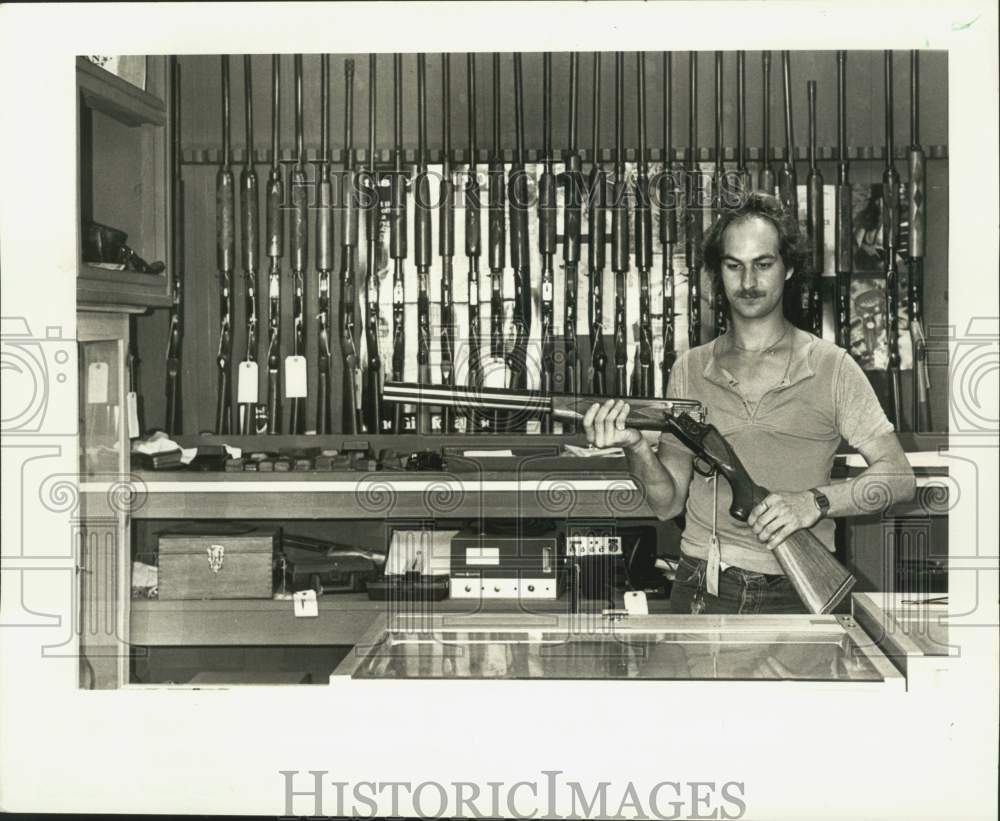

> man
[582,193,915,614]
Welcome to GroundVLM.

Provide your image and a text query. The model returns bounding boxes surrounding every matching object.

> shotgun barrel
[611,52,630,396]
[215,55,235,435]
[778,51,798,221]
[712,51,728,337]
[882,51,902,429]
[363,54,384,434]
[660,52,678,395]
[805,80,824,337]
[340,58,361,434]
[165,57,184,435]
[758,52,776,194]
[834,51,853,353]
[264,55,283,434]
[288,54,308,434]
[587,53,608,396]
[316,54,334,435]
[908,50,930,432]
[635,52,655,397]
[686,52,702,349]
[389,54,408,433]
[562,52,582,420]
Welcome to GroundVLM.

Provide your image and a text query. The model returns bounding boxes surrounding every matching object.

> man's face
[719,216,793,321]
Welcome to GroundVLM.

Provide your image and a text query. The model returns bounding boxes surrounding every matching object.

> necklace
[730,323,791,355]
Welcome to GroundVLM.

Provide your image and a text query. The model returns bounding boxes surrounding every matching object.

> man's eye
[755,260,774,270]
[725,262,741,272]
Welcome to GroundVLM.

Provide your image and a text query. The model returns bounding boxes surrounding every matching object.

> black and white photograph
[1,3,997,819]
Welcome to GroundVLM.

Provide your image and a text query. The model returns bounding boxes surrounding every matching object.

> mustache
[734,288,768,299]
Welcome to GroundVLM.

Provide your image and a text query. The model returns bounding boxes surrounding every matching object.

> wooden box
[158,530,277,600]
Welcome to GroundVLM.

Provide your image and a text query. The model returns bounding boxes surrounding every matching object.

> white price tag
[126,391,140,438]
[87,362,108,404]
[284,356,307,398]
[624,590,649,616]
[293,590,319,618]
[237,361,260,404]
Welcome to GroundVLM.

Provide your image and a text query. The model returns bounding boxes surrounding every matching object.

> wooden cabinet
[77,56,173,309]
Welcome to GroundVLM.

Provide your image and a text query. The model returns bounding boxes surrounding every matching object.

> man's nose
[741,267,758,289]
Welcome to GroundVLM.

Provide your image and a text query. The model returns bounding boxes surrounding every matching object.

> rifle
[363,54,384,435]
[164,56,183,435]
[587,53,608,396]
[239,55,261,434]
[340,58,362,434]
[805,80,824,338]
[389,53,408,434]
[316,55,334,435]
[288,54,308,434]
[264,55,283,434]
[908,50,930,432]
[778,51,798,221]
[439,54,458,433]
[758,52,776,194]
[127,313,142,438]
[414,54,434,433]
[538,52,557,432]
[834,51,853,353]
[486,53,507,429]
[634,52,655,398]
[712,51,728,338]
[686,52,702,349]
[382,379,857,615]
[882,51,902,429]
[508,53,532,401]
[215,55,235,435]
[736,51,750,195]
[611,51,630,397]
[660,51,678,394]
[562,52,582,422]
[466,54,484,403]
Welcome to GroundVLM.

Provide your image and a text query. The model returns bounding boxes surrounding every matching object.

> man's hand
[748,491,821,550]
[581,399,643,450]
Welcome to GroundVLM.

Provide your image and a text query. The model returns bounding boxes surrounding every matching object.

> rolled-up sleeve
[833,351,895,449]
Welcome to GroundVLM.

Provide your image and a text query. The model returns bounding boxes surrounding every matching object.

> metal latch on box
[207,544,225,573]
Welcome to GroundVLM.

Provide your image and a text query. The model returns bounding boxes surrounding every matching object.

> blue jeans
[669,554,806,615]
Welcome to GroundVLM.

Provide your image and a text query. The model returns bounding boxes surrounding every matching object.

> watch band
[809,487,831,519]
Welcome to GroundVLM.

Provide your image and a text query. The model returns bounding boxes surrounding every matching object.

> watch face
[812,489,830,516]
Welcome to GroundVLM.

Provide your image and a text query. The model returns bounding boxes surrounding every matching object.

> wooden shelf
[77,57,165,127]
[77,265,172,309]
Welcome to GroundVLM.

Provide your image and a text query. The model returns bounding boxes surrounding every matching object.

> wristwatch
[809,488,831,519]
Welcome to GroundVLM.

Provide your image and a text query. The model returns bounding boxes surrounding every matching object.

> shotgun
[486,53,507,429]
[415,54,434,433]
[736,51,750,195]
[778,51,798,221]
[238,55,261,434]
[562,52,582,423]
[288,54,308,434]
[363,54,384,435]
[389,53,409,433]
[165,56,184,435]
[660,51,678,394]
[316,54,334,435]
[805,80,824,337]
[466,54,485,421]
[439,54,458,433]
[340,58,361,434]
[382,379,857,615]
[908,50,930,432]
[508,53,532,401]
[611,51,630,397]
[539,52,557,432]
[758,52,776,195]
[215,55,235,435]
[882,51,902,429]
[635,52,655,397]
[834,51,852,353]
[686,52,702,349]
[587,53,608,396]
[712,51,728,337]
[264,55,283,434]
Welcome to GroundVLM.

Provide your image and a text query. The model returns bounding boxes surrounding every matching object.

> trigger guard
[692,457,714,477]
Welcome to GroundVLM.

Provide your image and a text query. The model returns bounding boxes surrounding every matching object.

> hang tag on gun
[284,356,307,398]
[87,362,109,404]
[126,392,140,439]
[238,361,259,404]
[293,590,318,618]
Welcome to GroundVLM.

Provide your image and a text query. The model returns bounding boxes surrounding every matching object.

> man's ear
[785,267,795,281]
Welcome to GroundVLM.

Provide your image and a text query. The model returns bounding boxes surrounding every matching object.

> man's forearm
[819,458,917,518]
[625,437,685,519]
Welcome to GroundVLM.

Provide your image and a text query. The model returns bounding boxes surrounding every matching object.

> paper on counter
[563,444,625,458]
[462,450,516,457]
